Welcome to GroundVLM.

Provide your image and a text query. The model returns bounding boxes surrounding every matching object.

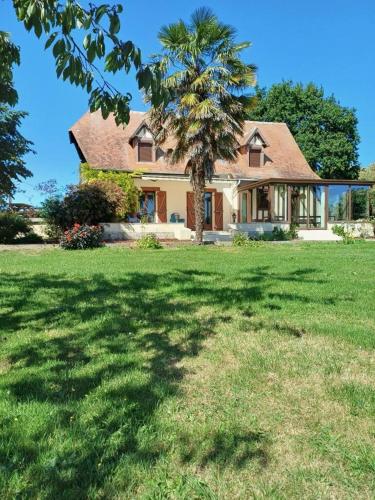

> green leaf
[45,32,58,49]
[52,39,62,58]
[94,5,109,23]
[26,2,35,18]
[34,20,42,38]
[87,41,96,63]
[83,34,91,50]
[109,14,120,35]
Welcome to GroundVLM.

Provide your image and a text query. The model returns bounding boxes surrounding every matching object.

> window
[204,192,213,228]
[291,186,308,226]
[253,186,269,221]
[308,186,325,228]
[274,184,287,221]
[351,186,369,220]
[139,191,155,222]
[241,192,247,222]
[328,185,349,221]
[138,142,153,162]
[249,148,262,167]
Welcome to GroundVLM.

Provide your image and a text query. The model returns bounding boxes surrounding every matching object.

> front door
[186,191,215,230]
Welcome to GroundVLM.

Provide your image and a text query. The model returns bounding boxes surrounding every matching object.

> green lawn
[0,243,374,499]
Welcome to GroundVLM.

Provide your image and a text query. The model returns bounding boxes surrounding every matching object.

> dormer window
[242,127,268,168]
[138,141,153,162]
[249,146,263,167]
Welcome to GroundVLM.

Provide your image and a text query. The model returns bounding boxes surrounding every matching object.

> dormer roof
[128,120,153,143]
[242,127,269,147]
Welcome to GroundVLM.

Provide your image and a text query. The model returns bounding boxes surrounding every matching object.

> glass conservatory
[237,180,372,228]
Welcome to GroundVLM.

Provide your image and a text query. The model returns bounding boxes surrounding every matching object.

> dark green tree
[249,81,360,179]
[0,33,33,203]
[0,106,33,202]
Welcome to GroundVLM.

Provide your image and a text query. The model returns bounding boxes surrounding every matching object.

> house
[69,110,373,240]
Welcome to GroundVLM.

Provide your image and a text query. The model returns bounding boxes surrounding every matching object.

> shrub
[87,179,126,218]
[232,232,262,247]
[60,224,104,250]
[136,233,162,249]
[40,183,118,237]
[288,223,299,240]
[271,227,290,241]
[16,232,44,244]
[332,224,355,244]
[39,196,66,239]
[63,184,116,226]
[0,212,32,243]
[233,232,250,247]
[256,226,296,242]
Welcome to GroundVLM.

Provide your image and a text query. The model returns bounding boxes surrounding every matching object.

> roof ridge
[127,111,286,126]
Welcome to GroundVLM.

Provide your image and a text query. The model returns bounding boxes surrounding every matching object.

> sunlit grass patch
[0,243,374,498]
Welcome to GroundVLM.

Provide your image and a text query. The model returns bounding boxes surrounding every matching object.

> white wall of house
[135,177,236,229]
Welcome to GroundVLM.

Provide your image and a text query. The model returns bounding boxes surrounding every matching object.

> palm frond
[148,8,256,179]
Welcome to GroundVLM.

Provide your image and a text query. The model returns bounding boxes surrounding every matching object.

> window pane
[351,186,369,220]
[328,185,349,221]
[138,142,153,162]
[139,192,155,222]
[204,192,212,225]
[256,186,269,221]
[309,186,325,228]
[241,192,247,222]
[252,189,257,220]
[291,186,308,226]
[274,184,287,221]
[249,149,261,167]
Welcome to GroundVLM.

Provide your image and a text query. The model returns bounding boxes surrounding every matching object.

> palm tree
[148,8,256,243]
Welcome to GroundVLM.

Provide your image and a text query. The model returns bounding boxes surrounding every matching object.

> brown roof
[69,110,320,181]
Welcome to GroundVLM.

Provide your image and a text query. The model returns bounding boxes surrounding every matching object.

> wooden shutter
[249,149,261,167]
[156,191,167,223]
[214,192,223,230]
[186,192,195,229]
[138,142,153,162]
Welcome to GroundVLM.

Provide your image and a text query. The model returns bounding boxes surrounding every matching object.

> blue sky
[3,0,375,204]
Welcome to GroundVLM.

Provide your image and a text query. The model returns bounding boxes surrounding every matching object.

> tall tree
[249,81,360,179]
[148,8,256,243]
[0,32,33,203]
[0,106,33,203]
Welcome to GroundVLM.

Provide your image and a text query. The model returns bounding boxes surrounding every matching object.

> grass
[0,242,374,499]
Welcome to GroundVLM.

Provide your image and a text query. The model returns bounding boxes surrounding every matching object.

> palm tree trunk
[192,163,205,244]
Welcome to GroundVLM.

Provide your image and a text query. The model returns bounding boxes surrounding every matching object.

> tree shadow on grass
[0,265,325,497]
[179,429,269,469]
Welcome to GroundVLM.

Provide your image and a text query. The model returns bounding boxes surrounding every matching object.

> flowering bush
[60,224,104,250]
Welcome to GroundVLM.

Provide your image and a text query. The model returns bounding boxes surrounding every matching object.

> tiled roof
[69,110,320,181]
